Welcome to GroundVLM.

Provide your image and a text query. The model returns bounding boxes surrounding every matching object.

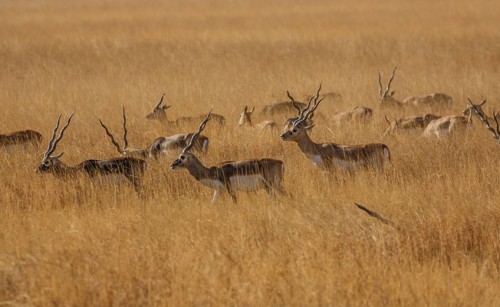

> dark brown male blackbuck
[36,113,147,192]
[281,85,391,172]
[100,106,209,159]
[170,111,287,204]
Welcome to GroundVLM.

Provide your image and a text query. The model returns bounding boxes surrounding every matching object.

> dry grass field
[1,0,500,305]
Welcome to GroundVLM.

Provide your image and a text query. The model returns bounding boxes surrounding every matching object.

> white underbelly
[230,175,266,192]
[305,153,324,168]
[200,179,225,190]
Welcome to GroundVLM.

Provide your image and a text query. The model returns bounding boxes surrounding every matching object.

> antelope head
[170,110,212,169]
[467,98,500,143]
[281,84,323,141]
[238,106,255,126]
[146,94,171,120]
[37,113,74,174]
[463,99,487,117]
[378,67,400,108]
[282,88,317,132]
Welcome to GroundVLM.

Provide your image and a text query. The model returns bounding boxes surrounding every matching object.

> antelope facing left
[100,106,209,160]
[281,85,391,172]
[170,110,287,204]
[0,129,42,151]
[37,113,147,193]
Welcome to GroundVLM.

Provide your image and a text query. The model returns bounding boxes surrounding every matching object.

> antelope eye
[43,161,49,166]
[293,129,298,133]
[180,155,185,160]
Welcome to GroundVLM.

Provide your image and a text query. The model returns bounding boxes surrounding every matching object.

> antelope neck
[295,132,322,156]
[184,155,215,181]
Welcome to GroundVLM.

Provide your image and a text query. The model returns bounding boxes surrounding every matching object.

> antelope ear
[305,124,315,131]
[480,99,487,106]
[52,152,64,159]
[163,105,171,110]
[390,91,396,96]
[250,107,255,114]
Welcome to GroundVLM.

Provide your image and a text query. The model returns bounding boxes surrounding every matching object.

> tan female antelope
[0,130,42,151]
[170,111,287,204]
[146,94,225,126]
[332,107,373,127]
[422,115,471,137]
[238,106,277,131]
[281,85,390,172]
[378,67,453,110]
[467,99,500,144]
[100,106,209,159]
[383,114,441,136]
[37,113,147,192]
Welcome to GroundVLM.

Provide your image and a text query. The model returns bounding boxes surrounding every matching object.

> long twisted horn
[377,69,383,97]
[46,113,74,158]
[382,66,397,98]
[122,105,129,149]
[154,93,165,109]
[293,84,322,126]
[468,98,499,141]
[99,119,124,154]
[44,114,62,159]
[182,110,212,154]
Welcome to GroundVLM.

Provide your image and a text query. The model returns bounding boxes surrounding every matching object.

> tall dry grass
[0,0,499,305]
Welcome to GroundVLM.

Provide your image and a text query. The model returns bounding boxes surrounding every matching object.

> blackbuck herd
[1,67,499,203]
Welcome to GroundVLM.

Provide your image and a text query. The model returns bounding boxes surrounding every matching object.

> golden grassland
[1,0,499,305]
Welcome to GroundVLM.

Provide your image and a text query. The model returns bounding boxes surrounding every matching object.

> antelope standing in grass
[281,85,391,172]
[170,111,287,204]
[378,67,453,110]
[383,114,441,136]
[37,113,147,193]
[100,106,209,159]
[238,106,278,131]
[0,129,42,151]
[466,99,500,144]
[146,94,226,126]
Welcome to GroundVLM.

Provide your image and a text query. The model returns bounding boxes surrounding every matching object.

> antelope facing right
[281,85,391,172]
[170,111,287,204]
[37,113,147,193]
[100,106,209,160]
[466,99,500,144]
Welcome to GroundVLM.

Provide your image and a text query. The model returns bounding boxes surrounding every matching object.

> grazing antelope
[422,114,471,137]
[238,106,278,131]
[332,107,373,127]
[0,130,42,151]
[146,94,225,126]
[281,85,390,172]
[378,67,453,110]
[100,106,209,159]
[170,111,287,204]
[37,113,147,193]
[467,99,500,144]
[383,114,441,136]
